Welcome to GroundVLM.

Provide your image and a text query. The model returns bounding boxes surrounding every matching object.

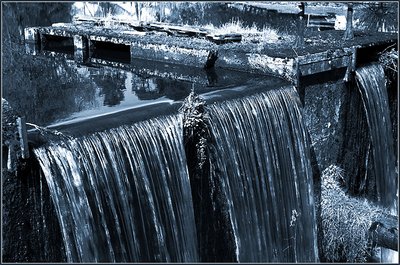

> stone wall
[303,80,347,173]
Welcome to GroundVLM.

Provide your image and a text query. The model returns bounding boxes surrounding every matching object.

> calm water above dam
[3,44,285,129]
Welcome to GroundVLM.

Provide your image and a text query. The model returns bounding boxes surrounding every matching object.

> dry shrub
[179,92,209,169]
[203,18,282,44]
[379,46,398,73]
[321,165,389,262]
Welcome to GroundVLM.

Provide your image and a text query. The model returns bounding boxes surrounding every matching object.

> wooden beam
[16,117,29,159]
[369,214,398,251]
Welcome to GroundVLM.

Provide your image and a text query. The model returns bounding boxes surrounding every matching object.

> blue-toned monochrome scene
[1,2,398,263]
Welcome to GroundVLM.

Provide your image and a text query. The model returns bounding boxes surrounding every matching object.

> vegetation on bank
[321,165,395,262]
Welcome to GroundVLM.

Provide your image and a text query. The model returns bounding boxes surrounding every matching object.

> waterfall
[355,64,397,212]
[207,87,318,262]
[33,115,199,262]
[33,86,320,262]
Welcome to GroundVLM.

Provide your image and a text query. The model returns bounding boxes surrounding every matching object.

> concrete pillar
[24,27,40,43]
[74,35,89,63]
[25,43,40,56]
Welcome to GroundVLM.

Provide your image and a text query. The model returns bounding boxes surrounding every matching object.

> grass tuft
[321,165,390,262]
[203,18,284,45]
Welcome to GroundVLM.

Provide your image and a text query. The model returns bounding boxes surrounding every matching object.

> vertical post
[295,2,306,48]
[344,48,355,82]
[25,42,40,56]
[39,32,48,51]
[351,46,357,71]
[130,43,135,64]
[24,27,40,43]
[74,35,89,63]
[343,3,354,41]
[135,2,141,21]
[377,2,385,32]
[16,117,29,159]
[159,3,165,22]
[7,147,16,172]
[295,58,301,88]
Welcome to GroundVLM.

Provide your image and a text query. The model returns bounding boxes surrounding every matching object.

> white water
[356,63,398,262]
[355,64,397,213]
[207,87,319,262]
[33,86,328,262]
[34,115,199,262]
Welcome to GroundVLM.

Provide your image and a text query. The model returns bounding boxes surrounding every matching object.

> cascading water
[355,64,397,212]
[33,115,199,262]
[355,63,398,262]
[207,87,318,262]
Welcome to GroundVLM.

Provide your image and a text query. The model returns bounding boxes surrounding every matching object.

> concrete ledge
[24,27,40,42]
[130,41,211,67]
[24,20,398,85]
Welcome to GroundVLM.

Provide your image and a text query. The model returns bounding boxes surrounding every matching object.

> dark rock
[2,154,66,262]
[180,93,237,262]
[204,50,218,69]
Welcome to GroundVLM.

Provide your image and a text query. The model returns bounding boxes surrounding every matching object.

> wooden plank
[38,27,76,39]
[233,2,347,15]
[235,2,301,14]
[305,4,347,16]
[89,35,131,45]
[245,53,296,80]
[130,41,210,67]
[369,214,398,251]
[299,55,351,76]
[41,50,74,60]
[16,117,29,159]
[298,48,352,64]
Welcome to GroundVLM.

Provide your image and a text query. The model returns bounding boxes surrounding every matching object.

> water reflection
[6,41,287,129]
[91,70,126,106]
[5,45,206,127]
[3,2,287,129]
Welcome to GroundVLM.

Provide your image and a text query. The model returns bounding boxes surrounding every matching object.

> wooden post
[16,117,29,159]
[7,146,16,172]
[369,214,398,251]
[351,46,357,71]
[135,2,141,21]
[344,3,354,41]
[295,58,301,88]
[74,35,89,63]
[204,50,218,69]
[24,42,40,56]
[295,2,306,48]
[24,27,40,43]
[377,2,385,32]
